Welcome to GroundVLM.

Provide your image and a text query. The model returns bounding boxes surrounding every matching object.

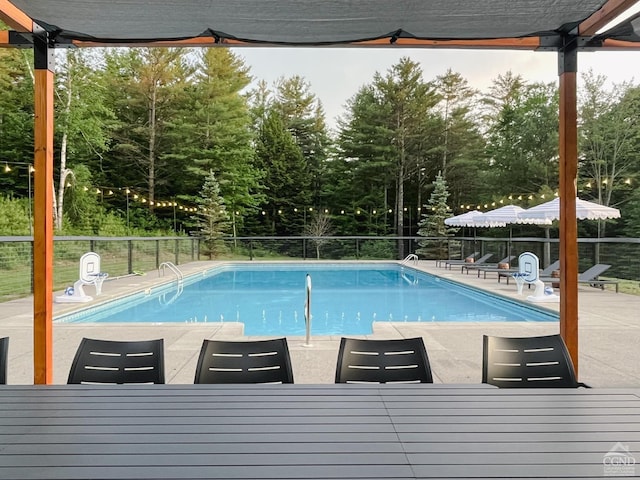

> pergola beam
[601,38,640,49]
[71,36,544,50]
[0,0,33,32]
[579,0,639,36]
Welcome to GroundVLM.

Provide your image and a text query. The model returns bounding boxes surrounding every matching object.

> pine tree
[192,171,230,259]
[416,172,455,258]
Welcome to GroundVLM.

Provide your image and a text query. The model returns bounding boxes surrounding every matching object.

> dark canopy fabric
[598,12,640,42]
[11,0,611,46]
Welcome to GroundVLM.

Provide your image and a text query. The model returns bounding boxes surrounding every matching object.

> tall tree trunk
[442,97,450,175]
[56,131,72,230]
[396,126,406,259]
[148,84,157,212]
[54,56,75,230]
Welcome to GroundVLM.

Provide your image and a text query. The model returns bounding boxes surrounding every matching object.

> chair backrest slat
[67,338,165,384]
[482,334,578,388]
[194,338,294,384]
[335,338,433,384]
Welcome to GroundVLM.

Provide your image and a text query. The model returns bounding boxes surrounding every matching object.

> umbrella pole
[544,226,551,268]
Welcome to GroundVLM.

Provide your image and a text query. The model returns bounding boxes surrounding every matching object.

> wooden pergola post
[33,30,55,384]
[558,42,579,375]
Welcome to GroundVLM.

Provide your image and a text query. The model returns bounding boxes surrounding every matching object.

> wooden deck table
[1,384,639,479]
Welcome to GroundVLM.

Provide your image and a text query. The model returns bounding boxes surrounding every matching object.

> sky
[233,47,640,132]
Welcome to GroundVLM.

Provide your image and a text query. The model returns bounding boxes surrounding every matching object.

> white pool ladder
[159,261,183,284]
[401,253,419,266]
[158,262,184,306]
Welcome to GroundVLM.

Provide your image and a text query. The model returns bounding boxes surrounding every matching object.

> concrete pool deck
[1,260,639,386]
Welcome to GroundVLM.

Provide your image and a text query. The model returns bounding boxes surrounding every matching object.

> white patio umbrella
[444,210,482,227]
[444,210,482,258]
[472,205,551,261]
[517,197,621,223]
[472,205,525,227]
[517,197,620,266]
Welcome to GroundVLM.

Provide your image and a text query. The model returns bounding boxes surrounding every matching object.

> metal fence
[0,235,638,302]
[0,236,199,302]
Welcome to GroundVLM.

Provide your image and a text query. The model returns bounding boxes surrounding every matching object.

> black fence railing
[1,235,638,302]
[0,236,199,302]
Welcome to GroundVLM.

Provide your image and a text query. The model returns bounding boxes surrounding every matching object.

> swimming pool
[56,263,557,335]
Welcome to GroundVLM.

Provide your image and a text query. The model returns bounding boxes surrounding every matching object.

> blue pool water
[56,263,557,335]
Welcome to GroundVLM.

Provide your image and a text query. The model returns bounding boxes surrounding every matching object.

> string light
[4,163,11,172]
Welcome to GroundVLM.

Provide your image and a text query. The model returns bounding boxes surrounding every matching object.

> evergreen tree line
[1,47,639,241]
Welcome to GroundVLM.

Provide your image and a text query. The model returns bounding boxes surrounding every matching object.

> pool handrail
[304,274,312,347]
[401,254,418,266]
[159,261,183,285]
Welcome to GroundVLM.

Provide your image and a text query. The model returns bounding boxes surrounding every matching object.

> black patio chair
[335,337,433,384]
[0,337,8,384]
[194,338,294,384]
[482,334,587,388]
[67,338,165,384]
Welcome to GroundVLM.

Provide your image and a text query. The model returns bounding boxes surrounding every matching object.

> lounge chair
[477,264,519,279]
[540,263,619,293]
[444,253,493,270]
[498,259,560,284]
[55,252,109,303]
[461,255,514,274]
[436,251,479,268]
